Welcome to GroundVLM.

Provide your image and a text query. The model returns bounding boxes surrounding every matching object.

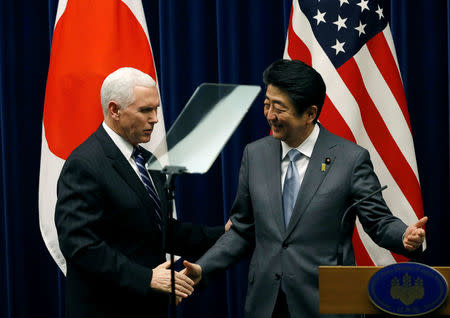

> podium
[319,266,450,316]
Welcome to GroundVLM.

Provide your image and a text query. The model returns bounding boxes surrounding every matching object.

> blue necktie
[133,147,162,229]
[282,149,302,229]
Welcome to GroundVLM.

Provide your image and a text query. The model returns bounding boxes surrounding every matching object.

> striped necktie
[132,147,162,229]
[282,149,302,229]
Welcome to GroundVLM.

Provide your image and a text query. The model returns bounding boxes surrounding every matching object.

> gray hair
[100,67,156,116]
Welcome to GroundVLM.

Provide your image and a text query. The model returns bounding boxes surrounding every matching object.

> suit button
[282,242,288,249]
[275,273,282,280]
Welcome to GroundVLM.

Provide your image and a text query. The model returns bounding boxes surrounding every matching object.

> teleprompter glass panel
[147,83,261,174]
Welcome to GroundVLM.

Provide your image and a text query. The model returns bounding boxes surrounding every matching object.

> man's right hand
[180,260,202,285]
[150,260,194,298]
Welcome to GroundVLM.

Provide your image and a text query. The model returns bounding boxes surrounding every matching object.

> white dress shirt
[281,124,320,192]
[102,122,154,186]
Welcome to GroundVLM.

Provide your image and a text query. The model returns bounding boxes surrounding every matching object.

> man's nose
[266,107,276,121]
[149,111,158,124]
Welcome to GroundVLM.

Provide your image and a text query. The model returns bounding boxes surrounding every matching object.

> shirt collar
[281,123,320,160]
[102,122,135,160]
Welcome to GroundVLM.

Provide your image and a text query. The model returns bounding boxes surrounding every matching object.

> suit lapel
[262,138,285,234]
[285,127,337,238]
[94,126,162,222]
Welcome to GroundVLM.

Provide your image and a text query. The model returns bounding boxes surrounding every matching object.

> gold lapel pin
[321,157,331,172]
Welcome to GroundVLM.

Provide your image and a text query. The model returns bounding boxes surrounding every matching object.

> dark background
[0,1,448,317]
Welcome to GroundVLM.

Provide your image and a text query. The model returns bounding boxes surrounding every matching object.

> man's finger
[412,229,426,239]
[178,268,187,276]
[156,260,172,269]
[174,279,194,293]
[183,260,201,274]
[405,238,422,246]
[175,281,194,295]
[182,261,196,276]
[161,281,191,297]
[175,271,195,287]
[414,216,428,228]
[175,289,189,298]
[183,260,194,269]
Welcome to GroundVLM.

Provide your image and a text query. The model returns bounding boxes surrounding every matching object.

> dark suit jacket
[198,125,416,318]
[55,125,222,318]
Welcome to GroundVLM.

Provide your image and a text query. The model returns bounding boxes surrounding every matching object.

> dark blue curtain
[390,0,450,268]
[0,1,448,317]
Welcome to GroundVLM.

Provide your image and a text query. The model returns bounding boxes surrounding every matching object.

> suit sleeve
[55,155,152,296]
[350,149,412,256]
[197,146,255,276]
[166,219,224,260]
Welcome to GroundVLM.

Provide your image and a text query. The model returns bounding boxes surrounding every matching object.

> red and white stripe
[284,0,424,265]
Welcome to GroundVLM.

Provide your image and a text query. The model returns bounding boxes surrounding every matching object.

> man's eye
[271,107,283,113]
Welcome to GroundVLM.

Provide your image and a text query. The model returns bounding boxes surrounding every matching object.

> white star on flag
[339,0,349,7]
[331,39,345,55]
[313,9,326,25]
[357,0,370,12]
[355,20,367,36]
[376,5,384,20]
[333,15,348,31]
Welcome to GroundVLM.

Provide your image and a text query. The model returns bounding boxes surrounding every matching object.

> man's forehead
[133,85,159,98]
[265,85,289,100]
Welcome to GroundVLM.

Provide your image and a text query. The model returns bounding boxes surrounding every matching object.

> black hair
[263,59,326,123]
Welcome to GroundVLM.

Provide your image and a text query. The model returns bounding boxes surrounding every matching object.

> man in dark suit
[182,60,427,318]
[55,67,225,318]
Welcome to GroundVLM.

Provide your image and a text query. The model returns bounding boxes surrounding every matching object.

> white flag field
[39,0,167,273]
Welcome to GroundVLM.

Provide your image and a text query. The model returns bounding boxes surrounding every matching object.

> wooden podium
[319,266,450,316]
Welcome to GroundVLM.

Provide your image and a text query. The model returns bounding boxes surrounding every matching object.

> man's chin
[271,131,284,140]
[139,136,151,144]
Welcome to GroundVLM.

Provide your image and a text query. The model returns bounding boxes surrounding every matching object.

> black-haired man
[182,59,426,318]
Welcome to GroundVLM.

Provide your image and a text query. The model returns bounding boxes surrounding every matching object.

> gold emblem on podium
[390,273,424,305]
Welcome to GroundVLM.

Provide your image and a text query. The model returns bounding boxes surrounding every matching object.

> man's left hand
[403,216,428,251]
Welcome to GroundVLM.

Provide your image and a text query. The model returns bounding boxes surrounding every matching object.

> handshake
[150,259,203,304]
[149,218,230,303]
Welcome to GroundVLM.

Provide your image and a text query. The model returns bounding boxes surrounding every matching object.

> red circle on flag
[44,0,156,159]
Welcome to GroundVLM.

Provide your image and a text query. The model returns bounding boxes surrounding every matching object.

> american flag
[284,0,425,265]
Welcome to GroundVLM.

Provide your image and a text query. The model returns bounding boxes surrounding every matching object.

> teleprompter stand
[162,166,186,318]
[146,83,261,318]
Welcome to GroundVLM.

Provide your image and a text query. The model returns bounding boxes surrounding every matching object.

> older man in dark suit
[183,59,427,318]
[55,67,224,318]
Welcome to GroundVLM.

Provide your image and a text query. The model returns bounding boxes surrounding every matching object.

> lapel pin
[321,158,332,172]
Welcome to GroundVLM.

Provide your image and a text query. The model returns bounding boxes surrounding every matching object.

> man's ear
[108,101,120,120]
[306,105,318,123]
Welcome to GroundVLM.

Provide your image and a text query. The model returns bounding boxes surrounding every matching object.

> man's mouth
[271,123,282,130]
